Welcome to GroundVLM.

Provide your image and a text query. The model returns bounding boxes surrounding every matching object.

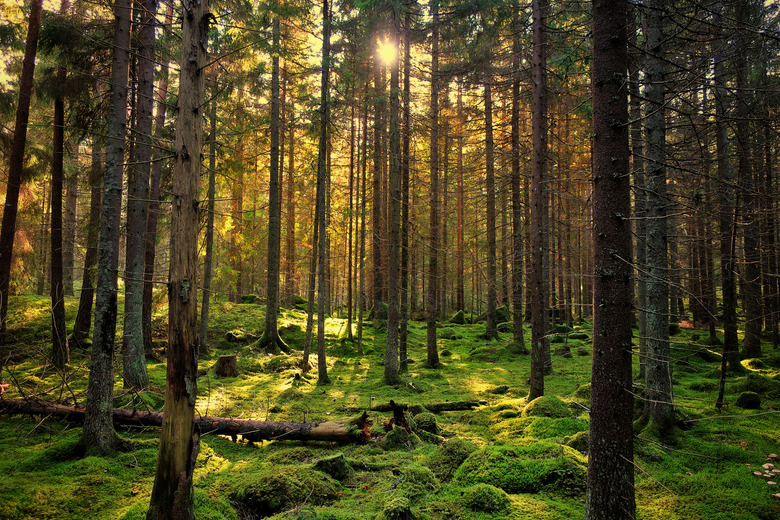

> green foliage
[490,416,588,442]
[523,395,572,418]
[461,483,511,513]
[380,427,423,451]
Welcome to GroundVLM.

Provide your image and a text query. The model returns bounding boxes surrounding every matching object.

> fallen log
[343,400,487,414]
[0,398,368,444]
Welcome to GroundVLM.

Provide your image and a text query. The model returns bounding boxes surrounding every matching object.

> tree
[146,0,211,517]
[586,0,636,517]
[82,0,133,453]
[510,1,526,350]
[426,0,441,369]
[200,83,218,355]
[0,0,44,345]
[483,72,498,341]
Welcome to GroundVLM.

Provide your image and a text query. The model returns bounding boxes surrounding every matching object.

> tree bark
[400,11,411,371]
[199,83,217,354]
[511,3,525,349]
[483,76,498,340]
[586,0,636,517]
[0,0,44,345]
[82,0,132,453]
[426,1,441,369]
[146,1,210,517]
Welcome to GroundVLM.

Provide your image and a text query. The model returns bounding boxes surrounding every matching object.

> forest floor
[1,294,780,520]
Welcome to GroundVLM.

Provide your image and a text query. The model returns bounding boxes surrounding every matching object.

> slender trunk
[511,4,525,348]
[372,54,384,318]
[82,0,132,453]
[63,155,77,296]
[426,1,441,368]
[586,0,636,517]
[146,1,210,517]
[199,85,217,354]
[484,77,498,340]
[457,80,465,313]
[400,13,411,370]
[357,95,369,355]
[0,0,44,344]
[284,95,297,306]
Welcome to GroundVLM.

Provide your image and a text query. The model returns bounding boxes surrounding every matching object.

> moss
[448,310,467,324]
[491,416,588,441]
[230,465,340,518]
[225,328,258,343]
[550,335,566,344]
[523,395,572,418]
[565,430,589,453]
[688,380,718,392]
[397,464,440,500]
[424,437,478,482]
[438,328,458,340]
[489,384,510,395]
[412,412,440,434]
[461,483,511,513]
[735,391,761,409]
[732,373,780,397]
[376,496,415,520]
[440,349,452,357]
[454,442,587,496]
[571,383,591,407]
[262,353,300,373]
[380,427,423,451]
[314,453,353,480]
[496,305,511,323]
[507,342,529,355]
[569,332,590,340]
[743,358,767,370]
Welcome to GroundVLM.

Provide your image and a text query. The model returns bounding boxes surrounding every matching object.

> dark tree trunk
[529,0,550,400]
[372,53,384,317]
[426,1,441,369]
[284,95,297,306]
[511,3,525,348]
[82,0,132,453]
[199,84,217,354]
[63,157,77,297]
[456,80,465,313]
[586,1,636,517]
[0,0,44,345]
[400,11,411,371]
[484,76,498,340]
[146,1,210,518]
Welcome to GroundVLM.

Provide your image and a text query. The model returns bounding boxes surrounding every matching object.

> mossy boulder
[262,353,300,373]
[732,373,780,397]
[314,453,353,480]
[496,305,511,324]
[412,412,440,435]
[735,391,761,409]
[461,483,511,513]
[688,380,718,392]
[454,442,587,495]
[489,385,510,395]
[397,464,440,500]
[369,302,389,321]
[571,383,591,407]
[225,328,259,343]
[523,395,571,418]
[565,430,589,453]
[743,358,767,370]
[231,465,340,517]
[291,295,308,311]
[490,416,588,442]
[424,437,478,482]
[381,427,423,451]
[438,328,458,340]
[377,497,415,520]
[449,310,467,325]
[241,294,259,304]
[507,342,528,355]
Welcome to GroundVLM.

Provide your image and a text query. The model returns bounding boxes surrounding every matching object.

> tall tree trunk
[0,0,44,345]
[511,3,525,349]
[529,0,550,400]
[199,84,217,354]
[586,1,636,517]
[400,12,411,371]
[143,0,173,352]
[146,1,210,518]
[63,156,77,296]
[642,0,674,434]
[426,1,441,369]
[260,14,288,354]
[357,96,369,356]
[82,0,132,453]
[284,95,297,306]
[457,80,465,313]
[347,92,355,342]
[385,12,401,385]
[484,77,498,340]
[372,54,384,319]
[123,0,156,389]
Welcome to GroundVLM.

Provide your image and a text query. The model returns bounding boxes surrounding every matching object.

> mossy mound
[496,305,511,324]
[412,412,440,434]
[731,373,780,397]
[368,302,388,321]
[225,328,259,343]
[314,453,353,480]
[497,322,513,333]
[507,341,528,355]
[523,395,571,418]
[424,437,478,482]
[488,384,510,395]
[490,416,588,442]
[735,391,761,409]
[565,430,589,453]
[449,310,466,325]
[278,323,304,344]
[290,295,308,311]
[743,358,767,370]
[571,383,591,407]
[377,496,415,520]
[461,483,511,513]
[397,464,440,500]
[231,465,340,518]
[262,353,300,373]
[688,380,718,392]
[454,442,587,496]
[569,332,590,340]
[438,328,459,340]
[380,427,423,451]
[696,348,722,362]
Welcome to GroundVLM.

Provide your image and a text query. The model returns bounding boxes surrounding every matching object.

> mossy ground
[1,295,780,519]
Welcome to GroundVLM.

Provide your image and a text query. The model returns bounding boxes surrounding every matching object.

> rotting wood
[0,398,369,443]
[343,400,486,414]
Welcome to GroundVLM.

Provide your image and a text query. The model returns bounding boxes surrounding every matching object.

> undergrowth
[0,295,779,519]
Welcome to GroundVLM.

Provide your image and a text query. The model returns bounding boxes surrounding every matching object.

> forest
[0,0,779,518]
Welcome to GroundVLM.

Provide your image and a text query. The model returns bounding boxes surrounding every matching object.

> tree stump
[214,355,239,377]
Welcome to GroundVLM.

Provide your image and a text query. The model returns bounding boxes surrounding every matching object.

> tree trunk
[63,155,77,297]
[199,83,217,354]
[0,0,44,345]
[284,95,297,306]
[426,1,441,369]
[82,0,132,453]
[123,0,156,389]
[529,0,550,400]
[483,76,498,340]
[457,80,465,313]
[372,52,384,318]
[400,12,411,371]
[586,1,636,517]
[146,1,210,517]
[511,3,525,349]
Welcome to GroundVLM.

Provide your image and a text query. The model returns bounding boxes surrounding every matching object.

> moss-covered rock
[732,373,780,397]
[412,412,440,435]
[490,416,588,442]
[497,322,513,333]
[376,496,415,520]
[424,437,478,482]
[231,465,340,517]
[735,391,761,409]
[291,295,308,311]
[398,464,440,500]
[454,442,587,496]
[314,453,353,480]
[507,342,528,355]
[380,427,423,451]
[688,380,718,392]
[262,353,300,373]
[489,384,510,395]
[225,328,259,343]
[496,305,511,324]
[743,358,767,370]
[461,483,511,513]
[523,395,571,418]
[569,332,590,340]
[438,328,458,340]
[565,430,589,453]
[449,310,466,325]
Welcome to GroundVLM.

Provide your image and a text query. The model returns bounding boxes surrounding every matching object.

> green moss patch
[461,483,511,513]
[523,395,572,418]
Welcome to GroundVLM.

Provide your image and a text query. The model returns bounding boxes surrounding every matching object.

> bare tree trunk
[146,1,210,517]
[484,76,498,340]
[586,1,636,517]
[0,0,44,345]
[199,84,217,354]
[511,3,525,348]
[457,80,465,313]
[82,0,132,453]
[399,12,411,371]
[63,156,77,296]
[284,95,297,306]
[426,1,441,369]
[372,51,384,318]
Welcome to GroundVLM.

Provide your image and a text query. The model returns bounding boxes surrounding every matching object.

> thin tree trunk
[63,154,77,296]
[146,1,210,517]
[400,12,411,370]
[457,80,465,313]
[511,3,525,349]
[0,0,44,344]
[484,77,498,340]
[82,0,132,453]
[372,52,384,319]
[426,1,441,369]
[586,0,636,516]
[199,84,217,354]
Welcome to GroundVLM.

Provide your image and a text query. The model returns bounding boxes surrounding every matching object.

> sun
[377,39,397,65]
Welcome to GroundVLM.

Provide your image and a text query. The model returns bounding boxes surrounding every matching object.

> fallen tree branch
[0,398,369,444]
[343,400,487,414]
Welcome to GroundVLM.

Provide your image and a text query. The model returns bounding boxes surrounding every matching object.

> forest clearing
[0,295,779,520]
